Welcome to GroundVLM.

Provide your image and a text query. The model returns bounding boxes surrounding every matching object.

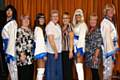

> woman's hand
[92,48,100,64]
[69,51,73,59]
[54,52,58,60]
[43,56,47,61]
[20,52,26,62]
[92,56,98,65]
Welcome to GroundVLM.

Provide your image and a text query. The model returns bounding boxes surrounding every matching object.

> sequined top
[16,27,34,66]
[85,27,103,69]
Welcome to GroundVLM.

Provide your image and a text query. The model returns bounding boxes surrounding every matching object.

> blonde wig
[103,4,115,16]
[72,9,84,26]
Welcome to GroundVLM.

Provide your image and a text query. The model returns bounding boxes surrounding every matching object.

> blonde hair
[72,9,84,26]
[88,13,98,28]
[19,15,31,28]
[103,4,115,16]
[20,15,30,20]
[50,10,59,16]
[89,13,98,20]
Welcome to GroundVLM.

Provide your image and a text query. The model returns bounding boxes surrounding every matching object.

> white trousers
[103,56,113,80]
[7,61,18,80]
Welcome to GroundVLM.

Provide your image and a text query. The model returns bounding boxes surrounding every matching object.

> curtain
[4,0,120,57]
[4,0,120,28]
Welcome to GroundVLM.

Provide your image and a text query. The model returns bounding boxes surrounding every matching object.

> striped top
[62,23,73,51]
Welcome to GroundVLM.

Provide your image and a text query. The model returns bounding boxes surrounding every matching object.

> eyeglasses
[75,14,81,16]
[63,17,70,19]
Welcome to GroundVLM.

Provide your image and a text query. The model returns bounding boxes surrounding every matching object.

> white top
[2,20,17,58]
[34,27,47,59]
[73,22,88,52]
[101,18,118,55]
[46,21,62,54]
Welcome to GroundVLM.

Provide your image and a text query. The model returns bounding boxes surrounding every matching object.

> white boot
[36,68,45,80]
[76,63,84,80]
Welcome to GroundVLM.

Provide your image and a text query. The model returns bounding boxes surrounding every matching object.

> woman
[1,5,18,80]
[16,15,34,80]
[85,13,103,80]
[101,4,119,80]
[72,9,88,80]
[62,12,74,80]
[0,9,9,80]
[34,13,47,80]
[45,10,63,80]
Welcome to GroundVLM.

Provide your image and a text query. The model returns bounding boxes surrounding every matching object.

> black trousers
[91,68,100,80]
[62,51,73,80]
[0,52,9,80]
[17,64,34,80]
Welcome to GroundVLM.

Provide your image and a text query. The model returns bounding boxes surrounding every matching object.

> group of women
[0,3,119,80]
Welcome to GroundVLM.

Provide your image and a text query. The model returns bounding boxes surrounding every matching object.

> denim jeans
[45,53,63,80]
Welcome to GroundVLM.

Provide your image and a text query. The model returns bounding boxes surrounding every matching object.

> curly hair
[5,5,17,20]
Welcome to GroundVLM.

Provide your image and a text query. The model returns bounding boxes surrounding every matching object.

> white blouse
[2,20,17,61]
[46,21,62,54]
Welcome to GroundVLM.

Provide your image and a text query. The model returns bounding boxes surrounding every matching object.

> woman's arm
[94,48,100,57]
[93,48,100,64]
[48,35,58,59]
[69,31,74,59]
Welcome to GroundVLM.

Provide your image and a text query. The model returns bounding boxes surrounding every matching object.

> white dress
[34,27,47,59]
[73,22,88,56]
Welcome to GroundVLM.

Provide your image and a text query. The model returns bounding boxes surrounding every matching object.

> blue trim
[6,54,16,63]
[32,42,35,54]
[113,37,118,42]
[34,52,47,60]
[112,55,115,62]
[74,35,79,40]
[105,48,120,60]
[74,47,84,56]
[113,38,118,46]
[116,48,120,51]
[3,39,9,51]
[105,50,116,58]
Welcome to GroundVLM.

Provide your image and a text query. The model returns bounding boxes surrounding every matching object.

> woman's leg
[36,59,45,80]
[62,51,72,80]
[91,68,99,80]
[18,64,34,80]
[46,54,56,80]
[46,53,63,80]
[75,54,84,80]
[7,61,18,80]
[103,56,114,80]
[56,53,63,80]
